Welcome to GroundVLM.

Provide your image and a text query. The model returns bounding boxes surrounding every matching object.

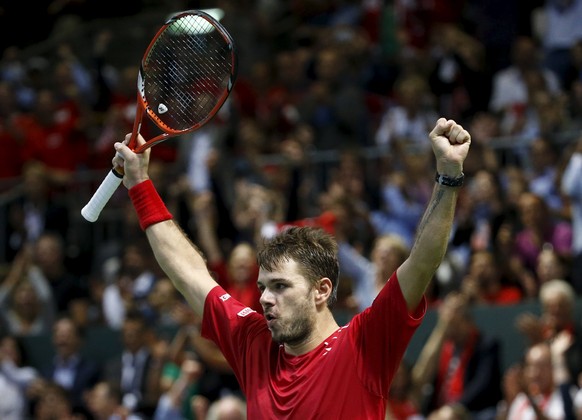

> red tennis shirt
[201,272,426,419]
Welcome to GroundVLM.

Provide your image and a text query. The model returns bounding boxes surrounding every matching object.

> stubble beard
[271,297,315,346]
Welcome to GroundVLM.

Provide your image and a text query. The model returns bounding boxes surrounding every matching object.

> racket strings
[144,15,234,131]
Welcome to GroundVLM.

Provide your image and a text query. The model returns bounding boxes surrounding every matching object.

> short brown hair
[257,227,340,308]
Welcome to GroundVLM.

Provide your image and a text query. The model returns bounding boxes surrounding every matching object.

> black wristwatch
[435,172,465,187]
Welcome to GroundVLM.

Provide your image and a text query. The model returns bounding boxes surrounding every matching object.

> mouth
[264,313,277,328]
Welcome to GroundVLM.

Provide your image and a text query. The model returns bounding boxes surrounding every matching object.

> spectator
[4,161,69,262]
[495,363,524,420]
[534,247,570,287]
[454,169,506,255]
[561,134,582,293]
[42,316,101,412]
[33,381,80,420]
[374,73,438,154]
[371,144,434,248]
[506,342,577,420]
[29,232,88,317]
[0,246,55,336]
[515,279,582,383]
[526,137,563,213]
[510,192,572,290]
[192,191,262,313]
[103,310,165,417]
[85,381,143,420]
[102,241,160,329]
[15,88,88,183]
[0,334,39,420]
[0,81,24,181]
[144,277,183,327]
[539,0,582,86]
[296,44,369,150]
[205,394,247,420]
[337,233,410,312]
[386,360,422,420]
[428,23,489,120]
[153,356,203,420]
[489,36,562,129]
[460,250,523,306]
[412,292,502,418]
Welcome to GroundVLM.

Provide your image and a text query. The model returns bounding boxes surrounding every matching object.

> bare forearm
[411,321,448,388]
[397,184,459,308]
[146,220,218,315]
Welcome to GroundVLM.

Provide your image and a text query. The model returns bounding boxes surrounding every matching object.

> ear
[314,277,333,306]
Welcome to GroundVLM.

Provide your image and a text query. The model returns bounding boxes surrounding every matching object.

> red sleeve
[200,286,270,392]
[348,272,426,397]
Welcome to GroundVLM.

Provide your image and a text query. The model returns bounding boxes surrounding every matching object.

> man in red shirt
[112,117,471,419]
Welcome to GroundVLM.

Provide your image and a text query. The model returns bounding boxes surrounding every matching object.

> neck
[284,310,339,356]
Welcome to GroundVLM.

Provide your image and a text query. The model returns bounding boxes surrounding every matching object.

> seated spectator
[526,137,564,214]
[515,279,582,383]
[488,36,562,135]
[41,316,101,412]
[153,356,203,420]
[412,293,502,418]
[506,342,577,420]
[534,247,571,287]
[85,381,143,420]
[102,241,160,329]
[386,360,422,420]
[561,134,582,294]
[495,363,524,420]
[143,277,183,327]
[371,144,434,248]
[375,73,438,154]
[192,191,262,313]
[337,233,409,312]
[103,310,165,417]
[510,192,572,294]
[4,161,69,262]
[205,394,247,420]
[0,247,55,336]
[0,334,39,420]
[29,232,89,317]
[460,250,523,306]
[33,381,80,420]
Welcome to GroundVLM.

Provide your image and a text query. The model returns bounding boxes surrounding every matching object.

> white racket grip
[81,169,124,222]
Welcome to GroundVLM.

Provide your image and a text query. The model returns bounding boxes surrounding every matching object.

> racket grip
[81,169,124,222]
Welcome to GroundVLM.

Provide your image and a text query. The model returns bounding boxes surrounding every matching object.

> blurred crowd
[3,0,582,419]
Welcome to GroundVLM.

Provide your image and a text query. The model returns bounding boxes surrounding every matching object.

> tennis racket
[81,10,237,222]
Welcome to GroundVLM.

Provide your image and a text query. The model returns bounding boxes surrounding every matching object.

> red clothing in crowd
[209,260,262,314]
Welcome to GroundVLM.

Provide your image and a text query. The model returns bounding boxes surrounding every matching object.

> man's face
[258,259,317,346]
[53,319,79,358]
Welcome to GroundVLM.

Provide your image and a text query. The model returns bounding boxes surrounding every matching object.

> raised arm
[114,134,219,315]
[397,118,471,310]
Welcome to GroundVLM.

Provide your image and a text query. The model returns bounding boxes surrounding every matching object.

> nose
[259,288,274,307]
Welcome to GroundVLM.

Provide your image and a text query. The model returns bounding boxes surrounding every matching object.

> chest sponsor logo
[219,293,231,302]
[237,307,255,317]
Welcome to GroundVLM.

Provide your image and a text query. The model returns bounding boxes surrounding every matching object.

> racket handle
[81,168,124,222]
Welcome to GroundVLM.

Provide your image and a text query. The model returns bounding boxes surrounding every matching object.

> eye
[258,285,265,293]
[274,283,287,291]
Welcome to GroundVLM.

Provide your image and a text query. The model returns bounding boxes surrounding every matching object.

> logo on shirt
[237,307,255,317]
[219,293,231,302]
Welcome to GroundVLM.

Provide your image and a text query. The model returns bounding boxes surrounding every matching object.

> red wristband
[128,180,173,230]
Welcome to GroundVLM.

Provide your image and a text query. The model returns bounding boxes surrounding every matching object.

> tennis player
[112,117,471,419]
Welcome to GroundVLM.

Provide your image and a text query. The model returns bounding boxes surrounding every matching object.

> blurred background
[2,1,582,419]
